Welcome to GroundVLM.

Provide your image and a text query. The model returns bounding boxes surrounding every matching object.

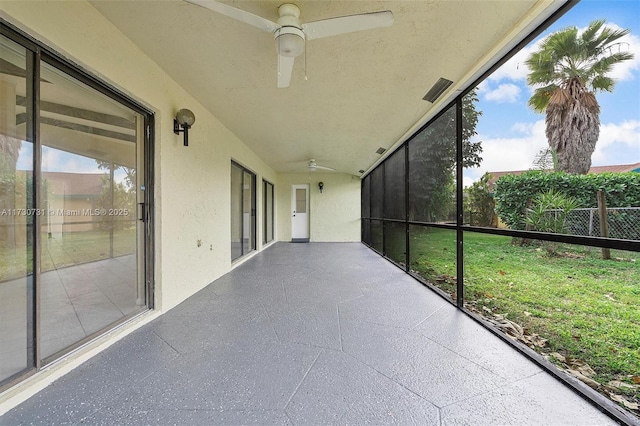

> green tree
[531,147,557,171]
[408,88,483,222]
[96,161,136,192]
[526,20,633,174]
[464,172,495,227]
[95,175,135,231]
[95,161,136,230]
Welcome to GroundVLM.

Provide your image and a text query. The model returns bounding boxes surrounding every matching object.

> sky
[463,0,640,187]
[16,145,129,185]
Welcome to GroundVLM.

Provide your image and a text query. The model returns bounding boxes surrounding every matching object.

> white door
[291,184,309,242]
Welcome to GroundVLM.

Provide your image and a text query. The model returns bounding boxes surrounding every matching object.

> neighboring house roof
[43,172,105,197]
[587,163,640,174]
[14,170,106,197]
[486,162,640,192]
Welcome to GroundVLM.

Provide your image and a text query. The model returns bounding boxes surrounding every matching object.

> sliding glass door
[0,35,34,384]
[231,162,255,261]
[38,59,147,360]
[0,27,153,387]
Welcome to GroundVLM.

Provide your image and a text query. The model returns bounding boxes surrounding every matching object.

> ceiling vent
[375,147,386,155]
[422,78,453,103]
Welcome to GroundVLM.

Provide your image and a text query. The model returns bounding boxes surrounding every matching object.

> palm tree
[526,19,633,174]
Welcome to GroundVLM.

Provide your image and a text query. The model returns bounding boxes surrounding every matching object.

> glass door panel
[230,163,243,260]
[0,36,34,383]
[242,171,254,254]
[295,189,306,213]
[39,60,144,359]
[230,162,255,261]
[263,180,273,244]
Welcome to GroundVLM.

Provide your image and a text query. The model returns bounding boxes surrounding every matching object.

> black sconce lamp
[174,108,196,146]
[318,182,324,193]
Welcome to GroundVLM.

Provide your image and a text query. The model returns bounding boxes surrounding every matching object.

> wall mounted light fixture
[318,182,324,193]
[174,108,196,146]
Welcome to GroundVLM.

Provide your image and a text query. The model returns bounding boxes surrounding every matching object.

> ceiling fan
[185,0,394,88]
[307,159,335,171]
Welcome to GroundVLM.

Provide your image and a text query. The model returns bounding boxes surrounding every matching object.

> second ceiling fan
[307,159,335,171]
[185,0,394,88]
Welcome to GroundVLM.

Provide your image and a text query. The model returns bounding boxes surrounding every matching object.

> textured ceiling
[89,0,560,175]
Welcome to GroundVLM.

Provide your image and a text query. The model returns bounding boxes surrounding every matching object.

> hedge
[494,171,640,230]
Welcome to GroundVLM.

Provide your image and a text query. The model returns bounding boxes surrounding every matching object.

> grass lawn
[410,227,639,407]
[0,228,136,281]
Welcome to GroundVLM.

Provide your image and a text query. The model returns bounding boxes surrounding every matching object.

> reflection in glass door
[38,60,146,360]
[0,35,34,384]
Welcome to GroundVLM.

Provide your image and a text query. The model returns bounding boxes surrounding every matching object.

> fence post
[520,198,532,246]
[596,190,610,260]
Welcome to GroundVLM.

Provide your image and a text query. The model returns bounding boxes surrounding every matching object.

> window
[231,161,255,261]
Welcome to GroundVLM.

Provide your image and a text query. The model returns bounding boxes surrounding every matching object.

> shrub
[524,190,580,254]
[494,171,640,229]
[524,190,581,233]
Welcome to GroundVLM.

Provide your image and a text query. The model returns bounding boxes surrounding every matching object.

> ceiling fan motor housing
[275,27,305,57]
[274,3,305,57]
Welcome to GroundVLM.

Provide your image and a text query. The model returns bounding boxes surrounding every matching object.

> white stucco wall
[276,173,361,242]
[0,1,278,311]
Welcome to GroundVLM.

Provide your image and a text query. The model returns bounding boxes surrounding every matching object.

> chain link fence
[566,207,640,241]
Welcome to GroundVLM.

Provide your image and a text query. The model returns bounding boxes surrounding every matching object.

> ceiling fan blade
[277,55,295,88]
[307,159,336,171]
[184,0,279,33]
[302,10,393,41]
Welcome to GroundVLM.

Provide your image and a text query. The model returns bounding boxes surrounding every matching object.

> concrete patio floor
[0,254,140,381]
[0,242,616,425]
